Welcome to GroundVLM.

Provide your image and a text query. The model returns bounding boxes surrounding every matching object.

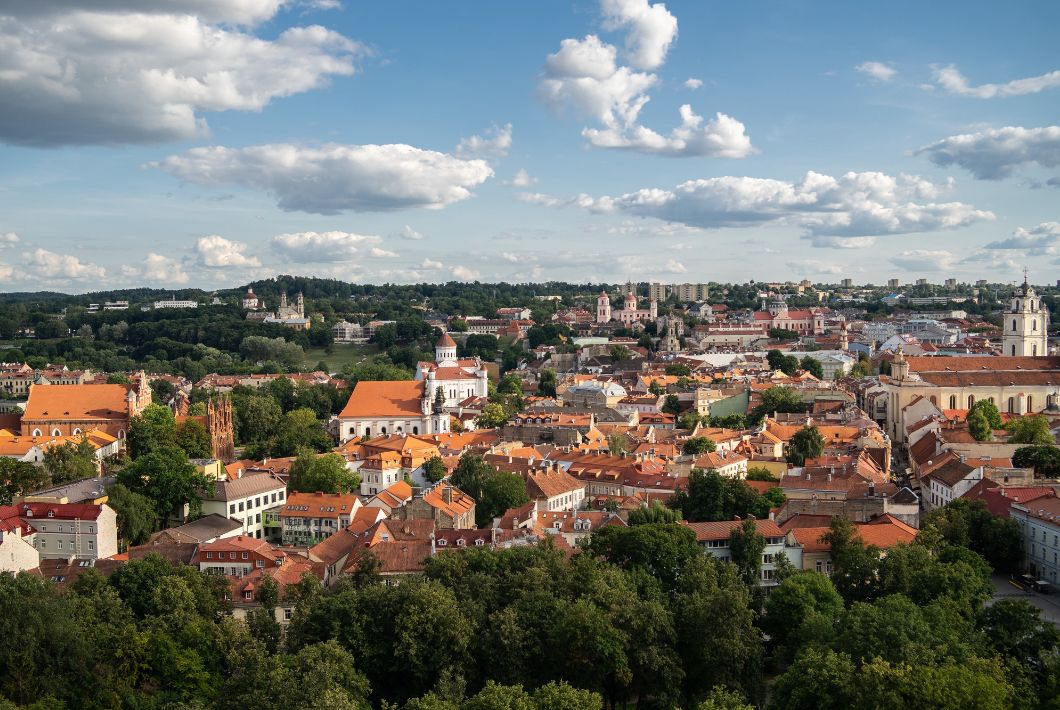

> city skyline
[1,0,1058,291]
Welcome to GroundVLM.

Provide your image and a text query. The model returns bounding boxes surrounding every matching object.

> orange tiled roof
[422,484,475,519]
[339,380,425,419]
[22,384,132,421]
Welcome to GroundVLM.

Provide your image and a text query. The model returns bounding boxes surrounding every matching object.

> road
[987,574,1060,627]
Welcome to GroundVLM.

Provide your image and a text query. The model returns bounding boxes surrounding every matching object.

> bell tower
[596,291,611,323]
[1003,271,1049,357]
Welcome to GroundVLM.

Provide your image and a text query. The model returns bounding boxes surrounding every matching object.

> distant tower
[839,321,849,351]
[649,298,658,320]
[279,291,288,312]
[295,292,305,317]
[435,332,458,365]
[768,295,789,317]
[597,291,612,323]
[892,345,909,382]
[1003,273,1049,357]
[624,292,637,312]
[662,318,681,352]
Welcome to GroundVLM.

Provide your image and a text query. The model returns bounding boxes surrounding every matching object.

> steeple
[1004,272,1049,357]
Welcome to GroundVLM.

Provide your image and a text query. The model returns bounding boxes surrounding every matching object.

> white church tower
[596,291,612,324]
[435,332,458,365]
[1003,273,1049,357]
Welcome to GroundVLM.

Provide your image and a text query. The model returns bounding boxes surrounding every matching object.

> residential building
[196,535,286,578]
[684,518,792,586]
[0,514,39,573]
[1011,496,1060,584]
[149,514,243,544]
[414,333,489,410]
[524,466,586,511]
[7,502,118,561]
[200,472,287,539]
[394,482,476,529]
[673,283,710,302]
[331,320,367,343]
[154,299,199,309]
[278,491,361,546]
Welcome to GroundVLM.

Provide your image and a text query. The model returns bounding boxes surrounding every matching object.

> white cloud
[683,78,703,90]
[451,265,480,280]
[507,169,536,187]
[0,263,13,280]
[420,258,443,269]
[890,249,955,272]
[370,247,398,257]
[538,1,753,158]
[984,222,1060,252]
[664,259,687,273]
[533,170,993,237]
[123,253,190,284]
[153,143,494,214]
[856,61,897,82]
[270,230,380,261]
[786,259,845,276]
[0,232,18,248]
[803,235,877,249]
[455,123,513,159]
[0,4,362,146]
[26,248,106,280]
[600,0,678,70]
[933,64,1060,98]
[396,225,425,240]
[196,235,261,267]
[915,125,1060,180]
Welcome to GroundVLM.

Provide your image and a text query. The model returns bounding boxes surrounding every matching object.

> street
[987,574,1060,627]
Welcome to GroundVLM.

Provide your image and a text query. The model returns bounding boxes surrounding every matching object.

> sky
[0,0,1058,293]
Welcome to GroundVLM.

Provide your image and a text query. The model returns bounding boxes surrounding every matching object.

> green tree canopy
[682,437,717,456]
[288,451,359,494]
[786,425,825,466]
[1005,415,1055,445]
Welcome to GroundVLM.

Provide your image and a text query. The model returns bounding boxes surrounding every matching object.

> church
[753,295,825,335]
[18,371,152,440]
[261,291,311,331]
[1003,278,1049,357]
[414,333,489,409]
[597,289,658,326]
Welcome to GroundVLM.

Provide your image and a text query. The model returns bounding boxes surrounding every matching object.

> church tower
[596,291,612,323]
[839,321,849,351]
[1003,274,1049,357]
[435,332,458,365]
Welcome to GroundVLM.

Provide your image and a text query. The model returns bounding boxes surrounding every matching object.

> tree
[288,451,359,494]
[1005,415,1055,445]
[272,407,332,456]
[922,498,1024,574]
[709,413,747,429]
[423,456,447,484]
[768,648,855,710]
[233,394,282,445]
[763,573,844,654]
[697,687,754,710]
[666,363,691,376]
[756,386,805,418]
[628,500,682,525]
[800,356,823,380]
[769,328,799,341]
[537,368,558,398]
[607,433,630,456]
[663,394,682,415]
[478,471,530,527]
[683,437,717,456]
[175,419,213,458]
[969,399,1003,429]
[476,402,510,429]
[609,345,631,363]
[0,458,50,504]
[105,482,158,547]
[786,425,825,466]
[1012,445,1060,477]
[532,681,602,710]
[42,439,97,484]
[341,359,412,386]
[729,518,766,587]
[821,517,881,603]
[117,446,214,526]
[127,403,177,458]
[745,467,778,482]
[967,409,992,442]
[463,681,534,710]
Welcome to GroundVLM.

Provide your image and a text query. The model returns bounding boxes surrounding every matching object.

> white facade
[23,504,118,561]
[0,529,40,573]
[201,475,288,540]
[154,299,199,309]
[1011,499,1060,585]
[1003,281,1050,357]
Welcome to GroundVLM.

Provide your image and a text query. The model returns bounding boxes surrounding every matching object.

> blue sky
[0,0,1057,292]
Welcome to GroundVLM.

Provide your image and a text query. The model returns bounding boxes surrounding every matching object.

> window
[279,491,285,501]
[1028,396,1033,412]
[1009,397,1016,413]
[815,560,823,573]
[255,497,261,508]
[206,551,213,559]
[284,608,294,621]
[949,395,957,409]
[244,591,253,600]
[229,504,236,514]
[238,502,244,512]
[761,569,774,581]
[256,513,261,523]
[57,541,63,550]
[88,540,94,551]
[967,395,975,408]
[229,552,236,560]
[39,540,46,549]
[1012,319,1017,331]
[256,560,265,568]
[241,552,249,560]
[762,554,775,564]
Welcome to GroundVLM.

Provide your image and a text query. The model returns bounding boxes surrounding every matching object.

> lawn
[301,343,380,373]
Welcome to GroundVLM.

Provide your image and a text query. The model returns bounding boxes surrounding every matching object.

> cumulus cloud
[420,258,443,269]
[270,230,380,261]
[456,123,512,158]
[538,1,753,158]
[915,125,1060,180]
[195,235,261,267]
[0,263,12,280]
[395,225,424,240]
[153,143,493,214]
[856,61,897,82]
[26,248,106,280]
[0,3,362,146]
[530,170,993,237]
[786,259,845,276]
[984,222,1060,253]
[370,247,398,257]
[451,265,479,280]
[803,235,877,249]
[933,64,1060,98]
[506,169,536,187]
[664,259,687,273]
[683,78,703,90]
[890,249,955,272]
[123,253,190,284]
[0,232,18,248]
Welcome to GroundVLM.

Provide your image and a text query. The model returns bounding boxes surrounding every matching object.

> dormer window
[474,539,485,546]
[437,538,447,546]
[456,538,466,547]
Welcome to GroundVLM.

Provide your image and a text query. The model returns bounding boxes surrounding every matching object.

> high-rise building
[648,282,669,301]
[915,278,928,286]
[673,283,709,302]
[944,278,957,288]
[841,278,853,288]
[887,279,900,289]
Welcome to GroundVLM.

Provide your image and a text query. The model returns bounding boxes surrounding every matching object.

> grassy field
[301,343,380,373]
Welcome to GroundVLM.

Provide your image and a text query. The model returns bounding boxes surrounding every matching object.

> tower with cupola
[1003,273,1049,357]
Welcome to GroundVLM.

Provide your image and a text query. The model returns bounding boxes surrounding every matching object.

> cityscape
[1,1,1059,709]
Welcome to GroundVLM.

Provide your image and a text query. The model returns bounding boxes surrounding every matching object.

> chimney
[443,487,452,504]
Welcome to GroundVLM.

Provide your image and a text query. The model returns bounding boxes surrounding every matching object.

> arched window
[381,427,387,435]
[32,429,42,437]
[1028,396,1033,412]
[967,395,975,409]
[72,428,81,435]
[1008,397,1015,413]
[51,428,61,436]
[1012,345,1017,356]
[412,426,419,435]
[1032,319,1037,331]
[364,427,371,437]
[949,395,956,409]
[929,395,937,406]
[988,397,994,404]
[1012,319,1017,332]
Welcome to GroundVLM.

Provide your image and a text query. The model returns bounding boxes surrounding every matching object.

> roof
[204,472,286,502]
[437,332,457,348]
[524,468,585,500]
[906,356,1060,373]
[149,514,242,544]
[339,380,425,419]
[22,384,132,421]
[422,484,475,519]
[15,502,104,521]
[280,492,360,519]
[683,518,784,541]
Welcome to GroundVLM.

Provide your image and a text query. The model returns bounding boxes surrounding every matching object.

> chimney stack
[443,486,452,504]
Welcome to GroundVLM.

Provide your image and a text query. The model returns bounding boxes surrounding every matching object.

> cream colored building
[1003,280,1049,357]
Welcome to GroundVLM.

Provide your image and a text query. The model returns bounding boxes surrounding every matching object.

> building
[19,372,152,440]
[262,291,311,331]
[1010,496,1060,585]
[394,482,476,529]
[841,278,853,288]
[331,320,367,344]
[337,380,451,441]
[196,535,286,578]
[880,351,1060,442]
[242,288,262,310]
[414,333,489,410]
[887,279,900,289]
[175,396,235,462]
[524,467,586,511]
[340,435,441,496]
[200,472,287,540]
[154,299,198,309]
[753,296,825,335]
[673,283,710,302]
[278,491,362,546]
[596,288,658,325]
[6,502,118,561]
[1002,279,1050,357]
[684,518,791,587]
[648,282,669,302]
[945,278,957,288]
